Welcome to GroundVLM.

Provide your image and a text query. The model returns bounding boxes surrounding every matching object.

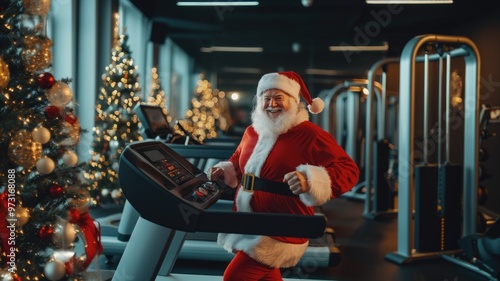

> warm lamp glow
[231,92,240,101]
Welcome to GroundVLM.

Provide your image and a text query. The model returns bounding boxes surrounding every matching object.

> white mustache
[265,107,282,113]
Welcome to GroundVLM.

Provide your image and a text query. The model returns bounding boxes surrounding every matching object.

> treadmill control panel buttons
[187,181,220,203]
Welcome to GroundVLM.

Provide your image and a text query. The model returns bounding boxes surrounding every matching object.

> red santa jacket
[215,109,359,268]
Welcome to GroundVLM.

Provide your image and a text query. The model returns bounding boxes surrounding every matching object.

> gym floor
[89,198,493,281]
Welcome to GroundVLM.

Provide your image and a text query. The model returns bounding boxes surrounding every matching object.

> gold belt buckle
[242,173,255,192]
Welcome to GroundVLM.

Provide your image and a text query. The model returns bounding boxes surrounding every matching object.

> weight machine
[385,35,481,266]
[363,57,400,220]
[315,80,383,201]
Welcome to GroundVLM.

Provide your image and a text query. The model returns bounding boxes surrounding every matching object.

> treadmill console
[120,140,223,222]
[138,146,221,204]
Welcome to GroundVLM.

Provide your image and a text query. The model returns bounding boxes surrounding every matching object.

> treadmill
[111,140,331,281]
[97,104,340,267]
[97,104,236,260]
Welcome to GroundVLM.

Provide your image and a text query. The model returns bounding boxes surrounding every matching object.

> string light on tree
[84,30,143,207]
[0,56,10,88]
[176,75,231,142]
[147,66,170,121]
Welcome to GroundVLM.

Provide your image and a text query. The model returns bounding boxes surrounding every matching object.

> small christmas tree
[175,76,231,142]
[84,32,142,207]
[0,1,102,280]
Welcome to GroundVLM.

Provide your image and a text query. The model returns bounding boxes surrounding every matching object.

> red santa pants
[223,251,283,281]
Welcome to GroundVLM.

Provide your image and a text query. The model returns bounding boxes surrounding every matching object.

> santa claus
[209,71,359,281]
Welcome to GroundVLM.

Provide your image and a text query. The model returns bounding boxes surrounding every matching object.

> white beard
[251,100,305,137]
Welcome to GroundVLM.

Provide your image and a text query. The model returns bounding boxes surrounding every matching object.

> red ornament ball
[49,184,64,197]
[39,225,54,239]
[37,72,56,89]
[68,208,81,223]
[45,105,61,119]
[65,113,78,125]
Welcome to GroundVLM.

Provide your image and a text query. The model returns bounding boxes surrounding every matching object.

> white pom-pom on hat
[308,97,325,114]
[256,71,324,114]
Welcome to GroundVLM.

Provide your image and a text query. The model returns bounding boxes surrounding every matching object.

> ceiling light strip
[177,1,259,6]
[366,0,452,3]
[329,45,389,52]
[201,46,263,53]
[305,69,345,76]
[222,67,262,74]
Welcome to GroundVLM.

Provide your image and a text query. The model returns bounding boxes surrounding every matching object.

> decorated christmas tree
[175,76,231,142]
[0,1,102,280]
[84,32,142,207]
[147,66,169,120]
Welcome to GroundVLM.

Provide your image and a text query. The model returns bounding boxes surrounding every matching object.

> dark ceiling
[129,0,487,95]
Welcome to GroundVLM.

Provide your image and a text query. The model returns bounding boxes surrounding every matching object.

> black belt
[241,173,297,197]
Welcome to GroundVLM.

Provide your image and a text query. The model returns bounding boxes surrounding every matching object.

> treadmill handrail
[198,210,325,238]
[167,143,237,159]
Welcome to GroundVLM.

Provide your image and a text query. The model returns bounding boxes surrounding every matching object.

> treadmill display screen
[142,106,171,134]
[140,148,194,187]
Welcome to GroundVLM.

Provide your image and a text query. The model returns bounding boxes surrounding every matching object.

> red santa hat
[256,71,325,114]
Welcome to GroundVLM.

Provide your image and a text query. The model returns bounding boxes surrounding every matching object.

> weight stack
[415,163,462,252]
[374,139,393,212]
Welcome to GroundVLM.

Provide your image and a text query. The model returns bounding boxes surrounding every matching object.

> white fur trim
[244,134,277,177]
[212,161,239,188]
[218,233,261,255]
[236,133,278,212]
[257,73,300,102]
[217,234,309,268]
[251,236,309,268]
[308,97,325,114]
[297,164,332,206]
[235,186,253,212]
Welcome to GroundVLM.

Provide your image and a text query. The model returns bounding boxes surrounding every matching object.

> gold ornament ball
[62,150,78,167]
[15,206,30,227]
[23,0,51,15]
[32,126,51,144]
[46,81,73,107]
[0,56,10,89]
[44,260,66,281]
[22,35,52,72]
[36,156,55,174]
[8,130,42,169]
[53,218,77,248]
